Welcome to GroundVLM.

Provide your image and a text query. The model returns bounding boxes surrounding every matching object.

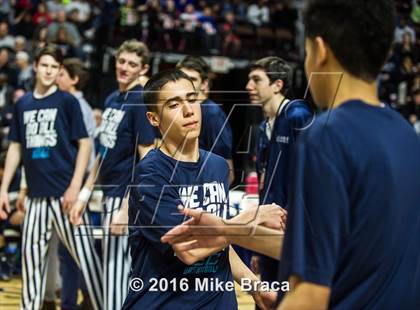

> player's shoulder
[284,99,313,120]
[15,92,34,107]
[202,99,225,115]
[135,149,174,181]
[104,89,120,106]
[199,149,228,169]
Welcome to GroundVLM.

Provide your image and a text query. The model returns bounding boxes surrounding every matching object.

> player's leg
[103,196,131,310]
[49,198,103,310]
[21,197,54,310]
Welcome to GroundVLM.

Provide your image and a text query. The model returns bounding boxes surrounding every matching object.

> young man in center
[177,56,235,184]
[70,40,156,310]
[246,57,312,296]
[123,69,272,309]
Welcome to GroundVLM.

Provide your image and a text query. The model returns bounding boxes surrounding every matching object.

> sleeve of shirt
[206,110,233,159]
[278,140,349,288]
[132,103,156,145]
[8,102,21,143]
[66,95,88,141]
[129,172,185,255]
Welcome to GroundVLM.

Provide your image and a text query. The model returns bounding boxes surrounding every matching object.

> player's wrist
[78,187,92,203]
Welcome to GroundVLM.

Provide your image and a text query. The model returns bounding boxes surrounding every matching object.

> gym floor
[0,278,256,310]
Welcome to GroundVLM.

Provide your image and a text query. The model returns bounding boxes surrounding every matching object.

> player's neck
[199,91,208,103]
[331,75,380,109]
[264,94,285,119]
[33,83,57,99]
[160,138,200,162]
[119,79,140,93]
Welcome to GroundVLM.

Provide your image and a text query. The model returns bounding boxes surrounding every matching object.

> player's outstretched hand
[62,185,79,214]
[251,290,277,310]
[0,191,10,220]
[161,206,230,250]
[255,203,287,231]
[110,205,129,236]
[69,199,86,226]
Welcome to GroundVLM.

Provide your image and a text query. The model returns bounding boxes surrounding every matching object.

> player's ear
[272,79,284,95]
[139,64,150,76]
[314,36,328,67]
[71,75,79,87]
[202,78,209,93]
[146,111,160,127]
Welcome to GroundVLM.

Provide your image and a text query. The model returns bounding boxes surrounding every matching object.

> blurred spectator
[412,0,420,24]
[0,73,14,111]
[65,0,91,24]
[15,51,33,91]
[395,31,418,63]
[199,6,219,53]
[143,0,162,50]
[179,3,199,51]
[0,47,17,88]
[32,2,52,26]
[247,0,269,27]
[46,0,65,20]
[0,22,14,50]
[271,1,298,36]
[161,0,180,50]
[14,35,27,53]
[221,11,241,56]
[12,4,33,39]
[394,17,416,43]
[32,26,48,51]
[53,26,78,58]
[119,0,140,40]
[48,10,82,46]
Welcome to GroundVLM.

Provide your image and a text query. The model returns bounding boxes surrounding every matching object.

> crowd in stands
[0,0,417,154]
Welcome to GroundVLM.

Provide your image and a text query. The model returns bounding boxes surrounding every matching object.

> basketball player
[0,45,103,310]
[70,39,156,310]
[123,69,274,309]
[177,56,235,184]
[162,1,420,309]
[246,56,312,299]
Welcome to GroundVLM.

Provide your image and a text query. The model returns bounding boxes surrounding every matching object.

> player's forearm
[82,154,102,191]
[1,143,22,193]
[226,222,284,260]
[175,246,224,265]
[229,246,259,284]
[70,138,91,189]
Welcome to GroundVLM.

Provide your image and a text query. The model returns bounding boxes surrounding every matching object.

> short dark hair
[177,55,210,81]
[35,44,64,64]
[143,69,194,113]
[250,56,292,96]
[62,58,89,90]
[303,0,396,82]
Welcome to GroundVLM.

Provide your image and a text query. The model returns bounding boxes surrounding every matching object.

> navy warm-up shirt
[200,99,233,160]
[8,90,88,198]
[124,149,237,310]
[256,99,313,208]
[278,100,420,309]
[97,85,156,197]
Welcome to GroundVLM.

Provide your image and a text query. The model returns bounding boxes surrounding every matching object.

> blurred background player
[0,44,102,310]
[54,57,96,310]
[246,56,312,304]
[177,56,235,184]
[70,40,156,310]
